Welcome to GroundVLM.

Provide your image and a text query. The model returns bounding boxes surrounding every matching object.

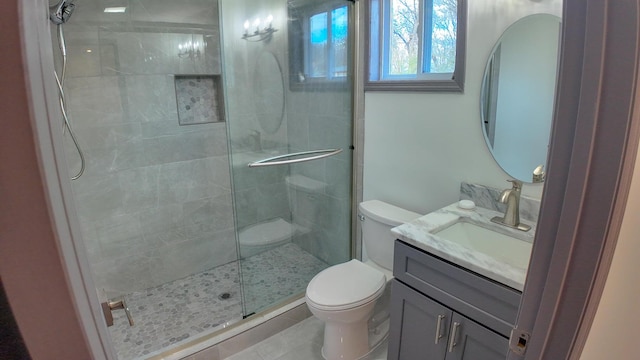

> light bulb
[266,14,273,25]
[243,20,250,30]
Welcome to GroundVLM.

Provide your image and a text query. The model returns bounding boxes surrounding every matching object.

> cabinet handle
[435,314,446,344]
[448,321,460,352]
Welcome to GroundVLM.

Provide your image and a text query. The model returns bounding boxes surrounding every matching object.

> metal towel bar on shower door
[247,148,343,167]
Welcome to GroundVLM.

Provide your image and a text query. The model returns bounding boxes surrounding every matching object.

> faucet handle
[532,165,545,183]
[507,179,523,190]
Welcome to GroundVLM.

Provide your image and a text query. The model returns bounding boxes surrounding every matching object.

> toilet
[238,218,295,258]
[238,175,323,258]
[305,200,421,360]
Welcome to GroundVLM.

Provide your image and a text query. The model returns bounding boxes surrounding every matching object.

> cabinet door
[445,313,509,360]
[388,280,452,360]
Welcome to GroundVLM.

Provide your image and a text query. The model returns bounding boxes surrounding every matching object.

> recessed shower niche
[175,75,225,125]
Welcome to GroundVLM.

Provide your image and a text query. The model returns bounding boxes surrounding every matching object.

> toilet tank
[285,175,327,230]
[359,200,421,270]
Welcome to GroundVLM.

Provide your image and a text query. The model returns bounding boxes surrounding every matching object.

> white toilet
[305,200,421,360]
[238,175,323,258]
[238,218,295,258]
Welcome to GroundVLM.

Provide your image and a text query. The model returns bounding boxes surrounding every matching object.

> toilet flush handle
[358,214,365,222]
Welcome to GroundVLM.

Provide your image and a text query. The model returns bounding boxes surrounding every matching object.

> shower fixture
[49,0,85,180]
[49,0,76,25]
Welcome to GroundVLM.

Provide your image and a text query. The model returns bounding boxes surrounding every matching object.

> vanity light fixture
[103,7,126,13]
[242,14,277,41]
[178,40,203,59]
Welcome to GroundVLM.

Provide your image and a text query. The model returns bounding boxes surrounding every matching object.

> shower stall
[49,0,354,358]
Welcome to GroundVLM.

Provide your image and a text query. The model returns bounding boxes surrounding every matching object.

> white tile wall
[58,0,234,297]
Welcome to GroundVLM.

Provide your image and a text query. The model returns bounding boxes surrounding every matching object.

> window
[307,6,348,79]
[366,0,466,92]
[288,1,351,90]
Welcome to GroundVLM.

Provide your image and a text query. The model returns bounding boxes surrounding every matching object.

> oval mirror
[480,14,561,183]
[253,51,285,134]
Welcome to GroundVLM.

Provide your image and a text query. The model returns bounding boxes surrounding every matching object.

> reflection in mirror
[253,51,285,134]
[288,0,350,91]
[481,14,561,183]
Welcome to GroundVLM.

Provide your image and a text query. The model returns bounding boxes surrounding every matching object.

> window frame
[364,0,467,92]
[303,5,348,81]
[288,0,352,91]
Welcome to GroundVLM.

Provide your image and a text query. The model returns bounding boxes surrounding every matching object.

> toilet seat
[306,260,386,311]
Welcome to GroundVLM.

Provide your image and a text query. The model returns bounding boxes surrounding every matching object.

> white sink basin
[433,221,532,269]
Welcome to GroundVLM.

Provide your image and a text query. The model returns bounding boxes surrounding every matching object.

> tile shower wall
[280,0,352,268]
[220,0,352,266]
[175,76,225,125]
[287,90,353,266]
[57,0,236,297]
[220,0,292,235]
[283,3,353,266]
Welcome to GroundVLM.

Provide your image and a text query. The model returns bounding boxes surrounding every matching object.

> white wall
[54,0,238,298]
[579,142,640,358]
[493,15,559,182]
[363,0,561,214]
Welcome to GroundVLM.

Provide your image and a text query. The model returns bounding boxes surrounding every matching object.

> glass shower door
[219,0,354,316]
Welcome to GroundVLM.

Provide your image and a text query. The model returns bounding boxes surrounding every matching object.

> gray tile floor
[109,243,328,360]
[223,317,388,360]
[241,243,330,314]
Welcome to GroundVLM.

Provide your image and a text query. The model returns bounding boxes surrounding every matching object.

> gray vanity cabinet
[388,240,520,360]
[446,312,509,360]
[388,279,451,359]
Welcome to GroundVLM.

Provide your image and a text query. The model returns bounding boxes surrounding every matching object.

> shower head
[49,0,76,25]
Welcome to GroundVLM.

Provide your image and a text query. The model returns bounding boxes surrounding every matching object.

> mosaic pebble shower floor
[109,243,328,360]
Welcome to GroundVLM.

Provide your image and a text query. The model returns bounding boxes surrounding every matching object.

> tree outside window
[367,0,465,92]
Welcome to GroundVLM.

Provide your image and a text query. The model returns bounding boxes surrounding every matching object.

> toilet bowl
[238,218,294,258]
[238,175,325,258]
[305,200,421,360]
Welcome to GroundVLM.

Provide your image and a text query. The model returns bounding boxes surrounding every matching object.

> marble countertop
[391,203,536,291]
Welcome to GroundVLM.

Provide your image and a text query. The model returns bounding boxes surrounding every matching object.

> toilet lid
[306,259,386,311]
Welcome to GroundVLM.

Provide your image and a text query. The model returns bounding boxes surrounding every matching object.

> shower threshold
[109,242,328,360]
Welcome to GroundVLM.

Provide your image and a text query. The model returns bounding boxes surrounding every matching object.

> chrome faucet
[491,179,531,232]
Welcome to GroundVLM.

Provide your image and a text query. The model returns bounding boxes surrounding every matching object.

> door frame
[4,0,640,359]
[8,0,116,358]
[511,0,640,359]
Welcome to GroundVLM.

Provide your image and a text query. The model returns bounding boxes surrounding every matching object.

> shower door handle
[247,148,343,167]
[101,298,134,327]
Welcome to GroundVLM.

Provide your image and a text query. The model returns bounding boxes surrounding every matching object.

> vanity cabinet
[389,280,508,359]
[388,240,522,360]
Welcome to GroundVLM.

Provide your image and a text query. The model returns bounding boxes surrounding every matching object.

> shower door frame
[12,0,362,359]
[221,0,359,317]
[17,0,116,358]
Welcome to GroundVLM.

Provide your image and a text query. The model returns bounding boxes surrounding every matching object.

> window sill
[364,78,464,93]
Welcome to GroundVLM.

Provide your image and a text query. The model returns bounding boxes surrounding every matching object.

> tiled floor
[109,243,328,360]
[241,243,330,314]
[223,317,388,360]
